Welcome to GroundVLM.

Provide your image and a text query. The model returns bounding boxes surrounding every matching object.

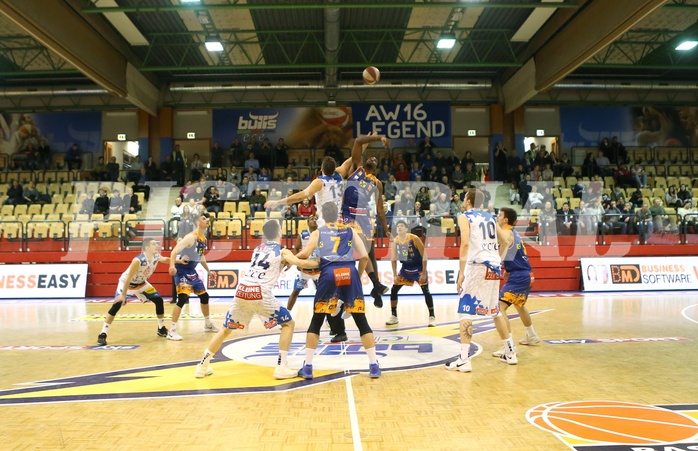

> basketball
[528,401,698,444]
[362,66,380,85]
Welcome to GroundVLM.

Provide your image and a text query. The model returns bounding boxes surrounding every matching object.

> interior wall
[174,139,212,166]
[102,111,138,141]
[452,137,490,163]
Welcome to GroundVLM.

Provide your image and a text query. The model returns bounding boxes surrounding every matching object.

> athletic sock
[278,350,288,366]
[460,344,470,361]
[526,325,537,336]
[199,349,213,366]
[157,318,165,328]
[391,307,397,316]
[305,348,316,365]
[368,271,379,286]
[366,347,378,364]
[171,322,177,331]
[101,323,110,334]
[204,316,212,326]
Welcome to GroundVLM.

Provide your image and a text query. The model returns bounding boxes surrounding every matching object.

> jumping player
[194,220,319,380]
[385,220,436,327]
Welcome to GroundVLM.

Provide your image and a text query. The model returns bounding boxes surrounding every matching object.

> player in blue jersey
[342,133,392,307]
[493,207,540,357]
[446,189,517,373]
[385,220,435,327]
[294,202,381,378]
[168,211,220,341]
[97,238,185,346]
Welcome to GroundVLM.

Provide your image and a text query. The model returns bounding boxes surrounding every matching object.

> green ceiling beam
[81,1,579,14]
[137,62,520,72]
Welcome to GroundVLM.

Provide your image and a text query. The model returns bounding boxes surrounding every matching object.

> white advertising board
[0,264,89,299]
[201,260,461,297]
[580,257,698,292]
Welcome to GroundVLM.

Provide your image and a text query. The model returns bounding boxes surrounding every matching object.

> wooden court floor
[1,292,697,451]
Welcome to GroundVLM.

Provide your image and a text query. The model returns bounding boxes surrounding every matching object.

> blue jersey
[177,231,207,272]
[317,223,354,266]
[342,167,378,236]
[502,226,531,273]
[395,233,423,273]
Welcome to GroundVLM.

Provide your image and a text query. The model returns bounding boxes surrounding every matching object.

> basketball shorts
[500,271,533,307]
[457,264,501,318]
[115,277,161,302]
[173,271,207,296]
[294,269,319,291]
[225,283,291,330]
[395,267,426,286]
[314,262,366,315]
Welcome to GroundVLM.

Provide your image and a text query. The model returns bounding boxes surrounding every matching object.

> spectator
[377,163,391,183]
[109,190,124,215]
[257,167,271,190]
[210,167,226,182]
[541,163,554,182]
[602,200,627,234]
[383,174,397,201]
[582,151,597,178]
[94,188,110,215]
[678,200,697,233]
[631,163,647,188]
[433,193,450,216]
[613,164,637,188]
[527,185,544,210]
[227,166,241,185]
[283,203,298,220]
[394,163,409,182]
[257,137,273,169]
[508,181,520,205]
[421,153,435,172]
[172,144,187,186]
[203,186,221,214]
[160,155,174,182]
[678,184,692,204]
[132,168,151,201]
[665,186,683,208]
[595,150,613,176]
[492,142,508,182]
[649,198,675,232]
[449,193,462,217]
[557,202,576,235]
[3,180,26,205]
[177,205,195,238]
[127,156,143,183]
[433,151,447,170]
[611,136,627,164]
[629,187,644,208]
[169,196,185,238]
[244,152,260,172]
[23,181,49,204]
[79,194,95,215]
[38,138,52,169]
[620,202,636,234]
[145,156,158,180]
[123,187,141,214]
[415,186,431,212]
[91,156,108,181]
[297,198,316,217]
[460,151,475,170]
[539,201,557,240]
[23,142,39,170]
[636,204,654,238]
[274,138,289,168]
[575,200,594,235]
[245,165,258,183]
[555,153,573,178]
[210,142,224,169]
[445,150,460,170]
[226,184,241,201]
[530,164,542,181]
[190,153,204,182]
[228,138,244,166]
[408,162,423,182]
[64,143,82,170]
[248,187,266,215]
[418,136,435,158]
[323,138,343,163]
[238,176,251,199]
[451,164,465,189]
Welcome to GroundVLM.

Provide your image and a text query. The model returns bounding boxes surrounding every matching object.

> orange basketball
[527,400,698,444]
[362,66,380,85]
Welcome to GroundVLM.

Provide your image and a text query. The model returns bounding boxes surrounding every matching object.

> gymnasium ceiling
[0,0,697,114]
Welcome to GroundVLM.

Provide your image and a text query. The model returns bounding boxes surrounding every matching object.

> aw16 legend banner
[580,257,698,292]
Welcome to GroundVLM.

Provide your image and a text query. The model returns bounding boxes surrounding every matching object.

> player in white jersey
[195,220,319,380]
[264,157,344,227]
[445,188,518,373]
[97,238,182,346]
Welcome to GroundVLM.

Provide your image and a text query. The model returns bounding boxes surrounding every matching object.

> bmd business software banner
[580,257,698,292]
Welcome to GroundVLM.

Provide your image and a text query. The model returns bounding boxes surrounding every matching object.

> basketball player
[492,207,540,357]
[168,211,219,341]
[294,202,381,378]
[195,220,319,380]
[97,238,183,346]
[342,134,392,307]
[446,189,517,373]
[385,220,436,327]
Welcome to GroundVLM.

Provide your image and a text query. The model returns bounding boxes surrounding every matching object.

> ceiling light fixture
[437,32,456,49]
[205,36,224,52]
[181,0,201,4]
[675,39,698,51]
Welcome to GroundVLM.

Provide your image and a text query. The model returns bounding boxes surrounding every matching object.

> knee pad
[199,292,209,305]
[176,293,189,308]
[352,313,373,336]
[307,313,325,335]
[152,297,165,316]
[107,301,123,317]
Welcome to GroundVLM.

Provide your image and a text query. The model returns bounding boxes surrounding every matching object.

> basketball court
[1,291,697,450]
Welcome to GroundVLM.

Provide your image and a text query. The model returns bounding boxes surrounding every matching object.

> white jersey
[237,241,284,300]
[314,172,344,226]
[462,209,501,266]
[121,252,160,287]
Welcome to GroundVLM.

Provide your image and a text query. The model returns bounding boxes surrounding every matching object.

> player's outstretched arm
[295,230,319,259]
[281,248,319,269]
[265,179,321,209]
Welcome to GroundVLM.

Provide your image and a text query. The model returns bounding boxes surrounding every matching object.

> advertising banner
[0,264,89,299]
[0,112,101,155]
[202,260,461,297]
[351,102,452,148]
[580,257,698,292]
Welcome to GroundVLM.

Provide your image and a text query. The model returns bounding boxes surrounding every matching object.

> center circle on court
[221,331,477,371]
